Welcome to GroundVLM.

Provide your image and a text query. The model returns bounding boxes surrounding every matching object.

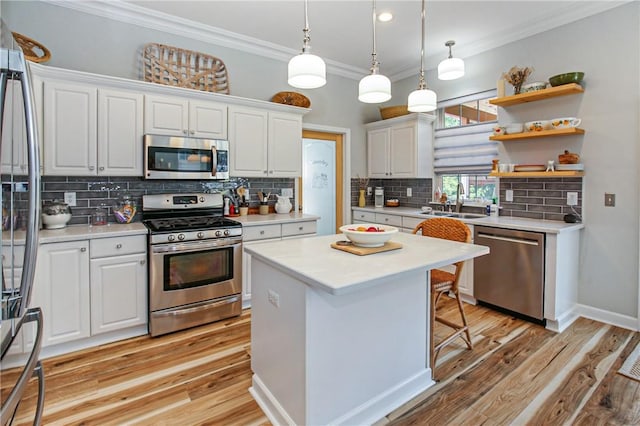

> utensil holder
[239,206,248,216]
[259,203,269,215]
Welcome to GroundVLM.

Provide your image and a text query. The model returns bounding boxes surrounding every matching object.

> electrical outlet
[605,193,615,207]
[567,192,578,206]
[281,188,293,198]
[64,192,77,207]
[407,188,412,197]
[14,183,28,192]
[505,189,513,202]
[367,187,372,196]
[268,289,280,308]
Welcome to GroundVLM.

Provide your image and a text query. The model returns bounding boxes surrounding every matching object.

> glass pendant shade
[358,73,391,103]
[288,53,326,89]
[438,57,465,80]
[408,88,437,112]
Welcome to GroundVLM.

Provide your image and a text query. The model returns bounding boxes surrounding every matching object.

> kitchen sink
[417,211,486,219]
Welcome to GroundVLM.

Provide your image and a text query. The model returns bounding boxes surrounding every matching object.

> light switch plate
[64,192,77,207]
[605,193,615,207]
[407,188,412,197]
[505,190,513,202]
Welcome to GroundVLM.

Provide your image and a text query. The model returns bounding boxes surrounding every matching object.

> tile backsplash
[3,175,295,226]
[498,177,582,221]
[351,178,433,209]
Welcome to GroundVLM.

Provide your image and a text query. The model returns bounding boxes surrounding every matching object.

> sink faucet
[455,182,465,213]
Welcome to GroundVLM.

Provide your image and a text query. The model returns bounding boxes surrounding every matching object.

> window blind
[433,122,498,174]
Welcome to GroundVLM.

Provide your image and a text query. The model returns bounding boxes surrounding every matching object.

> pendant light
[408,0,437,112]
[358,0,391,103]
[438,40,465,80]
[288,0,326,89]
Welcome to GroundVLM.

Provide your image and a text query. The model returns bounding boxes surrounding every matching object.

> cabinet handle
[298,226,303,231]
[140,260,146,265]
[269,170,274,174]
[263,170,268,174]
[99,166,105,171]
[182,129,188,134]
[385,218,389,222]
[80,247,87,252]
[116,243,122,249]
[190,130,195,135]
[88,166,95,171]
[260,230,265,235]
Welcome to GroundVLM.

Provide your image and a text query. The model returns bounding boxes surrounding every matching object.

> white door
[303,138,336,236]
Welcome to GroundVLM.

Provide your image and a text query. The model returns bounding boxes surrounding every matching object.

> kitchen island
[246,232,489,425]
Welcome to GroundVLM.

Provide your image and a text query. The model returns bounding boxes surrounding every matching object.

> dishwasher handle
[476,232,540,246]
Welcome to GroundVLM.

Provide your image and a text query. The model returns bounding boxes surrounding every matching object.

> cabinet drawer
[282,221,317,237]
[2,245,25,268]
[402,216,424,232]
[90,235,146,258]
[375,213,402,227]
[352,211,375,222]
[243,224,282,241]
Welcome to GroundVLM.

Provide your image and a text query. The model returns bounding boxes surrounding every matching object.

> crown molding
[44,0,367,80]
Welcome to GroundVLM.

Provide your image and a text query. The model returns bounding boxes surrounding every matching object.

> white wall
[5,1,639,321]
[393,2,640,320]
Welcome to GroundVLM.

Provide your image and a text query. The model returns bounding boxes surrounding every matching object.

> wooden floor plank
[4,301,638,425]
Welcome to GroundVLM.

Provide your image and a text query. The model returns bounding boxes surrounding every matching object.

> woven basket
[380,105,409,120]
[12,32,51,63]
[142,43,230,94]
[271,91,311,108]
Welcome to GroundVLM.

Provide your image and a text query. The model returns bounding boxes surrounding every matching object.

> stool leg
[454,290,472,349]
[430,287,437,380]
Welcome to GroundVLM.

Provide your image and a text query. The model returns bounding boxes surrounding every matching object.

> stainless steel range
[142,193,242,337]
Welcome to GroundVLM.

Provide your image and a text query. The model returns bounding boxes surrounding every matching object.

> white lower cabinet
[90,236,147,335]
[33,240,91,347]
[31,235,147,349]
[242,220,317,307]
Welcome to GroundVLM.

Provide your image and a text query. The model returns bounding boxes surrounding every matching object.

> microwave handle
[211,146,218,177]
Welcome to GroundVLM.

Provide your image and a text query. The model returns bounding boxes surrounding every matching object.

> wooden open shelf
[490,83,584,107]
[490,127,585,141]
[490,171,584,178]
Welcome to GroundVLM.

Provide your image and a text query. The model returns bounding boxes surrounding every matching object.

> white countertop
[232,212,320,226]
[352,206,584,234]
[245,232,489,296]
[3,222,148,245]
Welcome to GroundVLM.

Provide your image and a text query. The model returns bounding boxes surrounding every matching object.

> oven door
[144,135,229,180]
[149,238,242,312]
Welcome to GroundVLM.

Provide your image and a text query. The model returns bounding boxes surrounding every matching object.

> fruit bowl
[548,72,584,87]
[339,224,398,248]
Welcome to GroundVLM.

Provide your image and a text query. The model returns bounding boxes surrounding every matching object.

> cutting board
[330,241,402,256]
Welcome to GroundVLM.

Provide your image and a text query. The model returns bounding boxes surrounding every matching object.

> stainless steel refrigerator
[1,19,45,425]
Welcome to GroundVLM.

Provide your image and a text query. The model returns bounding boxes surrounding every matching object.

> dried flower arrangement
[357,175,369,190]
[502,66,533,94]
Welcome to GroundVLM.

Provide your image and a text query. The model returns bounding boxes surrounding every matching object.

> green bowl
[549,72,584,87]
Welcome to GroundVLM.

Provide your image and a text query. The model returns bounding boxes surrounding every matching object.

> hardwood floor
[3,299,639,425]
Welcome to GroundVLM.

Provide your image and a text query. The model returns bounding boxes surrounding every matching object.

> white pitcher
[275,195,292,214]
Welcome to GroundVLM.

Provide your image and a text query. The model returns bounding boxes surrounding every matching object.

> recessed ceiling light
[377,11,393,22]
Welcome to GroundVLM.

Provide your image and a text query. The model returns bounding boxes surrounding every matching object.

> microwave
[144,135,229,180]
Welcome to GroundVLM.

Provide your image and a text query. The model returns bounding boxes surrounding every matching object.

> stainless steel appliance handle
[476,232,540,246]
[1,307,44,426]
[154,296,239,318]
[19,60,41,317]
[152,238,241,254]
[0,70,8,126]
[211,146,217,177]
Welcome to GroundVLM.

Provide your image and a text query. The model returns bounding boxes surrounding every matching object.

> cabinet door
[1,80,28,175]
[267,112,301,177]
[97,88,144,176]
[144,95,189,136]
[390,124,416,178]
[33,241,90,347]
[43,81,97,175]
[90,253,147,335]
[367,127,390,178]
[242,238,280,308]
[189,100,228,139]
[228,106,268,177]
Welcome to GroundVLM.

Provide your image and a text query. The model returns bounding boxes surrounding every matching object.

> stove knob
[197,232,205,239]
[167,234,176,242]
[224,229,230,236]
[199,196,205,203]
[178,234,185,241]
[215,230,222,237]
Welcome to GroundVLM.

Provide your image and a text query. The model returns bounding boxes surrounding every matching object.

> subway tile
[511,210,544,219]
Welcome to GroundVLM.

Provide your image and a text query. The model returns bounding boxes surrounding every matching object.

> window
[433,90,498,204]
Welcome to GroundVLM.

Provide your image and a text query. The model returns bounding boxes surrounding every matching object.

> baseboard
[576,304,638,331]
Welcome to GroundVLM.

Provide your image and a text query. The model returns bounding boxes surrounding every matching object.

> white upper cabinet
[228,106,301,177]
[144,95,227,139]
[366,113,435,179]
[43,81,143,176]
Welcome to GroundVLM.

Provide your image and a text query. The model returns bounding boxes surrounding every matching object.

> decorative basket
[142,43,230,94]
[12,32,51,63]
[271,91,311,108]
[380,105,409,120]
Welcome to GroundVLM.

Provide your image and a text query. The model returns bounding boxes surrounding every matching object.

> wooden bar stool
[412,218,473,379]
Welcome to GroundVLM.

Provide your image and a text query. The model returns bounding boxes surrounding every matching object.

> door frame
[301,123,351,232]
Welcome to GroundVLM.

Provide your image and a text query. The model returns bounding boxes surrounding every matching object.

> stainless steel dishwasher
[473,226,545,320]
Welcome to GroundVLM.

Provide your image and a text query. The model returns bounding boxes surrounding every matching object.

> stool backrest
[412,218,471,243]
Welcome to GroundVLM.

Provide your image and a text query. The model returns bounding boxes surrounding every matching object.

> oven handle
[151,238,241,254]
[154,296,240,318]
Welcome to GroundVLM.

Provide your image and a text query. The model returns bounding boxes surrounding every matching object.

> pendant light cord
[418,0,426,90]
[370,0,379,73]
[302,0,311,52]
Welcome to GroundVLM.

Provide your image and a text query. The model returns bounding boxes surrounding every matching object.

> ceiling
[84,1,626,81]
